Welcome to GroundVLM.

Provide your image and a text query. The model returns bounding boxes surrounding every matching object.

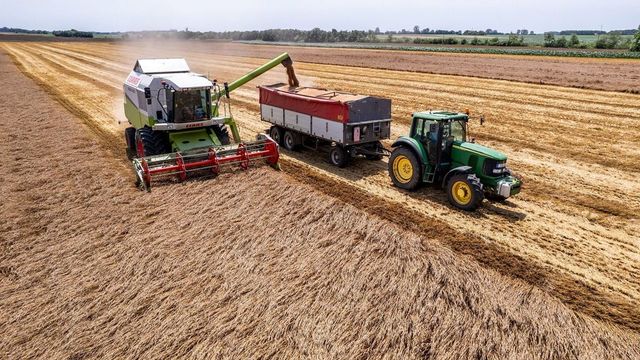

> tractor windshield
[173,89,210,123]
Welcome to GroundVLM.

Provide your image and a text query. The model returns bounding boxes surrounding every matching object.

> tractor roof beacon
[388,110,522,211]
[122,53,299,191]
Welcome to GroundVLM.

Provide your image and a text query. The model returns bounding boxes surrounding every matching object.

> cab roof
[413,111,468,121]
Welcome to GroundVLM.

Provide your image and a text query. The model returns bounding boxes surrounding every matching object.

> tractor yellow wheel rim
[393,155,414,184]
[451,181,473,205]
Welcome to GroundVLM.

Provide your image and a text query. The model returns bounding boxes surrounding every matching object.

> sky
[1,0,639,33]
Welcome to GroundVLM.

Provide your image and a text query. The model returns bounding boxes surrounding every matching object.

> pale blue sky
[1,0,638,33]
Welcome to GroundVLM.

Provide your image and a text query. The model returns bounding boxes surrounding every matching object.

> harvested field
[1,41,639,358]
[207,42,640,92]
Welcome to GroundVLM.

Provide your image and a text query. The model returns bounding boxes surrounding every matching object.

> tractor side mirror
[480,116,485,125]
[144,87,151,99]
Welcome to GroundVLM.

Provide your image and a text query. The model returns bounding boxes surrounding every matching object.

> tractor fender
[391,137,428,166]
[442,166,476,188]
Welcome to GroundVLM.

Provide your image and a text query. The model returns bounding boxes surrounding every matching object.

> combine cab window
[173,89,210,123]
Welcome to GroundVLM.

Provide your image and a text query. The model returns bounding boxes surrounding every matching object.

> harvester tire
[388,147,421,190]
[269,126,284,146]
[125,127,136,160]
[329,145,349,168]
[283,131,300,151]
[211,124,231,145]
[446,174,484,211]
[135,127,166,157]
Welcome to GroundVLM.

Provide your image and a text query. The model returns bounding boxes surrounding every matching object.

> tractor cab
[388,110,522,211]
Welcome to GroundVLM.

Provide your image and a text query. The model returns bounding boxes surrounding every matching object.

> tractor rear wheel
[388,147,421,190]
[211,124,230,145]
[269,126,284,146]
[446,174,484,211]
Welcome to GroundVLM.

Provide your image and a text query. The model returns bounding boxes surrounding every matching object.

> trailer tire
[329,145,349,168]
[211,124,231,145]
[389,147,421,190]
[447,174,484,211]
[269,126,284,146]
[283,131,299,151]
[125,127,137,160]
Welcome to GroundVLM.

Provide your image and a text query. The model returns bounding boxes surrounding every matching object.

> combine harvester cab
[123,54,298,191]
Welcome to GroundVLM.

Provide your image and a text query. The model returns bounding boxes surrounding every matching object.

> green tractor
[388,111,522,211]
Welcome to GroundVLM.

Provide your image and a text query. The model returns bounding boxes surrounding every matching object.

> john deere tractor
[388,111,522,211]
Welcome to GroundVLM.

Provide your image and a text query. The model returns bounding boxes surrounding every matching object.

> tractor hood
[453,142,507,161]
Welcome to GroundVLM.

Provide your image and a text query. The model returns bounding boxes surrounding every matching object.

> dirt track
[1,41,639,356]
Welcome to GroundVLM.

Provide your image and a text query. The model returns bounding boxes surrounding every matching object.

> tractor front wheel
[446,174,484,211]
[388,147,421,190]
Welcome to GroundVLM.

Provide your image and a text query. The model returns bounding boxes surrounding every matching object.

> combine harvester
[123,53,299,190]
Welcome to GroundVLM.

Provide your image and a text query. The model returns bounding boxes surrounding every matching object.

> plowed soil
[1,41,639,358]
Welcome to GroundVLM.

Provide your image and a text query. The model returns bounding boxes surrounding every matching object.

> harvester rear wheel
[388,147,421,190]
[269,126,284,146]
[211,124,230,145]
[446,174,484,211]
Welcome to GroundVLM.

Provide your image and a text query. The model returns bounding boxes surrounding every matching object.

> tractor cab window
[173,89,210,123]
[449,120,467,142]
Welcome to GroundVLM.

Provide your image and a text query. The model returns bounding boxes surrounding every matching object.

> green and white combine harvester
[123,53,299,190]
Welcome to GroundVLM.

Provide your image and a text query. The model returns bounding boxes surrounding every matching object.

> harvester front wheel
[125,127,136,160]
[269,126,284,146]
[388,147,421,190]
[211,125,230,145]
[135,127,166,157]
[446,174,484,211]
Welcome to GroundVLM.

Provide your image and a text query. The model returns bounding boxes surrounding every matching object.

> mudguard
[442,166,474,188]
[391,136,428,166]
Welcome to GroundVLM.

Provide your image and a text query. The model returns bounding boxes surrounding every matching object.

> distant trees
[0,26,48,35]
[52,29,93,38]
[413,25,420,34]
[631,26,640,51]
[595,32,622,49]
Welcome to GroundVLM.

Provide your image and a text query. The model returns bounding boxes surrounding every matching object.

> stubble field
[1,40,639,358]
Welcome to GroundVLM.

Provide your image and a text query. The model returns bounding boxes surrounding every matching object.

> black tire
[211,124,230,145]
[388,147,421,190]
[329,145,349,168]
[486,193,508,202]
[446,174,484,211]
[269,126,284,146]
[135,127,169,157]
[125,127,136,160]
[283,131,299,151]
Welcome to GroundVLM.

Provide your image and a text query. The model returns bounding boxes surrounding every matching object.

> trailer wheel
[388,147,421,190]
[283,131,299,151]
[269,126,284,146]
[125,127,136,160]
[447,174,484,211]
[329,145,349,168]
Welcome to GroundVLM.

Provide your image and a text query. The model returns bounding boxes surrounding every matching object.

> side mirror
[144,87,151,99]
[480,116,485,125]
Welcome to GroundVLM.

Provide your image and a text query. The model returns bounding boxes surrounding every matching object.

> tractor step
[132,134,279,191]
